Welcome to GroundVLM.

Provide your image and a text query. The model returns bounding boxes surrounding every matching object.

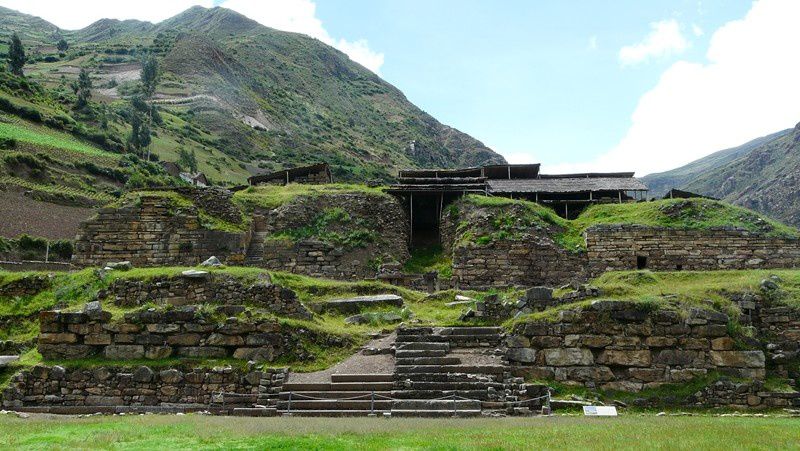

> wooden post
[618,191,622,203]
[285,171,289,185]
[409,193,414,244]
[565,203,569,219]
[507,166,511,179]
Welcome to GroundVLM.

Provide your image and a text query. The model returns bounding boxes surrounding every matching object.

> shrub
[0,136,16,149]
[49,240,73,260]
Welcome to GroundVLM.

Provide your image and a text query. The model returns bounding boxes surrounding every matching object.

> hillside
[0,5,505,185]
[642,129,791,198]
[642,123,800,228]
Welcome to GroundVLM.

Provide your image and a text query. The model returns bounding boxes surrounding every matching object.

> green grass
[0,415,799,450]
[113,191,249,232]
[232,183,389,211]
[0,174,115,203]
[456,196,800,252]
[591,269,800,308]
[0,120,118,160]
[403,244,453,278]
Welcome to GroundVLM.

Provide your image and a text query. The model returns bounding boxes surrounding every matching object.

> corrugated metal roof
[488,177,648,193]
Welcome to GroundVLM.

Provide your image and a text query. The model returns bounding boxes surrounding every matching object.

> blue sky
[4,0,799,176]
[312,1,751,171]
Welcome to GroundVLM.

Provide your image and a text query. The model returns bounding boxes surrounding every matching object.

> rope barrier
[209,386,553,416]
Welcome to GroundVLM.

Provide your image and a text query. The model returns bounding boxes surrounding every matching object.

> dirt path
[287,333,396,383]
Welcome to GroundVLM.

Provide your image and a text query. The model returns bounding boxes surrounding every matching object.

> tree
[8,33,25,76]
[177,147,198,173]
[126,96,151,154]
[139,56,159,161]
[56,38,69,52]
[140,56,159,98]
[74,68,92,110]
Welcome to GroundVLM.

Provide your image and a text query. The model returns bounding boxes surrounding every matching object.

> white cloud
[619,19,689,65]
[219,0,384,74]
[562,0,800,177]
[587,35,598,51]
[692,24,704,36]
[0,0,213,30]
[0,0,385,74]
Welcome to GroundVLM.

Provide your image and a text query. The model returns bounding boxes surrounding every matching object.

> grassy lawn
[0,414,797,450]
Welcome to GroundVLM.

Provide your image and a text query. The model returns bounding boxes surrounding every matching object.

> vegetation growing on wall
[452,196,800,252]
[232,183,389,211]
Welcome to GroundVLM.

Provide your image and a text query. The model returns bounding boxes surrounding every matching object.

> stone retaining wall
[1,364,287,410]
[507,301,766,392]
[72,196,248,268]
[0,274,52,298]
[249,192,409,280]
[258,239,379,280]
[586,225,800,274]
[36,306,345,362]
[103,273,311,319]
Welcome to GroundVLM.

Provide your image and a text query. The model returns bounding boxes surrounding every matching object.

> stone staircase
[262,326,549,417]
[390,326,508,417]
[244,216,268,264]
[275,373,395,417]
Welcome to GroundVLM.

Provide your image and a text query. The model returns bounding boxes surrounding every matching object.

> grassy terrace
[1,415,798,450]
[0,266,494,386]
[459,195,800,251]
[232,183,389,211]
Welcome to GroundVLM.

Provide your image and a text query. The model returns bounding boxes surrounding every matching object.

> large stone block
[543,348,594,366]
[554,366,615,382]
[597,350,651,367]
[709,351,765,368]
[39,333,78,344]
[104,345,145,360]
[507,348,537,363]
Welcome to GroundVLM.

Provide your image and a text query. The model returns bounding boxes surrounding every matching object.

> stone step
[393,399,482,410]
[277,410,390,417]
[394,336,450,343]
[440,327,503,336]
[395,357,462,366]
[282,382,394,391]
[276,400,393,410]
[391,390,494,400]
[278,391,391,400]
[390,409,482,418]
[0,355,19,368]
[395,342,450,351]
[394,349,447,358]
[396,327,433,336]
[309,294,403,315]
[395,365,505,375]
[400,381,504,391]
[330,374,394,383]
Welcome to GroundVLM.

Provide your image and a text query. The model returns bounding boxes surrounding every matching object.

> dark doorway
[636,255,648,270]
[410,194,441,249]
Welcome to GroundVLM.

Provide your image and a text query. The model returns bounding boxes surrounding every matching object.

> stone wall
[507,301,766,392]
[73,195,248,268]
[102,272,311,319]
[37,305,347,362]
[2,364,287,411]
[440,200,586,289]
[0,274,52,298]
[249,192,409,280]
[586,225,800,274]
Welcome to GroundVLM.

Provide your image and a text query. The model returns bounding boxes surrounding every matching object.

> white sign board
[583,406,618,416]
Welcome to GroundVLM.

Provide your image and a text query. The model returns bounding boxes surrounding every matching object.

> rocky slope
[642,124,800,227]
[0,5,505,183]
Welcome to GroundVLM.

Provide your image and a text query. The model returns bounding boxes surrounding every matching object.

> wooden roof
[248,162,331,185]
[488,176,648,194]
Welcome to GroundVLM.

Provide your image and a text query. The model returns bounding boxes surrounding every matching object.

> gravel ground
[287,333,396,383]
[0,190,96,239]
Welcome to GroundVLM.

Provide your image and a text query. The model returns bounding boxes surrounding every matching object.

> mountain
[0,5,505,184]
[642,124,800,227]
